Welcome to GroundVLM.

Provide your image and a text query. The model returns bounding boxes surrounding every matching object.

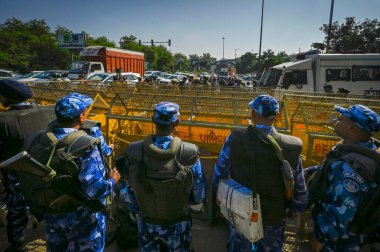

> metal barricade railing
[290,101,380,166]
[272,89,379,101]
[282,93,380,121]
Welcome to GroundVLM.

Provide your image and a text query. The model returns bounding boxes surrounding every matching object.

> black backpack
[309,142,380,235]
[19,129,108,215]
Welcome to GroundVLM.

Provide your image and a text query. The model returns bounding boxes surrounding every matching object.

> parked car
[0,69,21,80]
[15,71,44,80]
[17,70,69,83]
[144,70,161,79]
[86,72,140,85]
[159,74,185,84]
[156,73,172,82]
[86,73,112,82]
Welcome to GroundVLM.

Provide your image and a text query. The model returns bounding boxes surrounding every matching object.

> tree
[173,53,190,72]
[154,45,173,72]
[320,17,380,53]
[189,54,200,72]
[199,53,216,72]
[120,35,138,49]
[274,51,290,65]
[0,18,71,73]
[235,52,257,74]
[86,35,116,47]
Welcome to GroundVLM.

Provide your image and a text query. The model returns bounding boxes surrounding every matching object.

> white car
[144,70,161,78]
[0,69,21,80]
[15,71,44,80]
[156,73,172,83]
[159,74,185,84]
[17,70,70,83]
[86,72,140,85]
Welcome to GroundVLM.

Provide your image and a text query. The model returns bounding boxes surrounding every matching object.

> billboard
[57,33,86,49]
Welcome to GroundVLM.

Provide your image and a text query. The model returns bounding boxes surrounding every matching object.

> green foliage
[320,17,380,53]
[0,18,71,73]
[173,53,190,72]
[154,45,173,72]
[0,18,295,75]
[86,35,116,47]
[235,52,257,74]
[188,53,216,72]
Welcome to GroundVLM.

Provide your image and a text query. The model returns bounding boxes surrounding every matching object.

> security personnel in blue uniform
[57,92,114,157]
[0,79,56,252]
[40,93,120,251]
[123,101,207,251]
[213,95,308,252]
[307,104,380,252]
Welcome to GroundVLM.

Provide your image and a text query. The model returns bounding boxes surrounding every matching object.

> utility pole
[326,0,335,52]
[258,0,264,72]
[234,48,239,60]
[222,37,226,60]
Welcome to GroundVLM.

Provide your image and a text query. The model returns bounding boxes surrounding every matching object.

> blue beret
[153,101,180,125]
[249,95,279,117]
[55,92,93,119]
[0,79,32,101]
[335,105,380,134]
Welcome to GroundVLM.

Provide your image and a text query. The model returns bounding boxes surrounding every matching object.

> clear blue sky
[0,0,379,60]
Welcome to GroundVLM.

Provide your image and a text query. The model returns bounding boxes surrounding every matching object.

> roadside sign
[58,33,86,49]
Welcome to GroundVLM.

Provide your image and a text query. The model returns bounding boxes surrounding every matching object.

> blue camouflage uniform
[123,102,207,252]
[213,95,308,252]
[310,104,380,252]
[0,80,33,251]
[44,93,115,252]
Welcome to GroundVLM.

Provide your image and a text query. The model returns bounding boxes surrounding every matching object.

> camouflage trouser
[138,218,192,252]
[45,211,106,252]
[1,170,28,244]
[227,220,285,252]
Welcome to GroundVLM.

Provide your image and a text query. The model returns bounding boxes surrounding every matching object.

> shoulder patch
[343,171,364,184]
[343,179,360,193]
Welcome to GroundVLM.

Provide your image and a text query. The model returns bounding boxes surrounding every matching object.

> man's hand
[109,167,121,184]
[109,144,114,151]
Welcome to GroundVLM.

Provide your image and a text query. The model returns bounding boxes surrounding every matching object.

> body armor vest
[309,140,380,235]
[20,127,104,214]
[125,135,199,225]
[230,126,302,226]
[0,105,56,161]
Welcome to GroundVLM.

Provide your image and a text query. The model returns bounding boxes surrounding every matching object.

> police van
[258,53,380,96]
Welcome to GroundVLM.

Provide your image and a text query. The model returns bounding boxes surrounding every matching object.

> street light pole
[258,0,264,72]
[222,37,226,60]
[326,0,335,52]
[234,48,239,60]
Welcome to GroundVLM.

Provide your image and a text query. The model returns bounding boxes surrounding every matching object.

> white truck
[258,53,380,96]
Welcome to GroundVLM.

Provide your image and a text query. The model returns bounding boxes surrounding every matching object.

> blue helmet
[249,95,279,117]
[335,104,380,134]
[55,92,93,119]
[153,101,180,125]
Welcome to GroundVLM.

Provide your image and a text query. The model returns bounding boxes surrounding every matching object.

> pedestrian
[0,79,56,252]
[123,101,207,251]
[27,92,120,251]
[307,104,380,251]
[213,94,308,252]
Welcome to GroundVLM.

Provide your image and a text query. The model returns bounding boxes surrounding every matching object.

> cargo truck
[68,46,144,80]
[258,53,380,96]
